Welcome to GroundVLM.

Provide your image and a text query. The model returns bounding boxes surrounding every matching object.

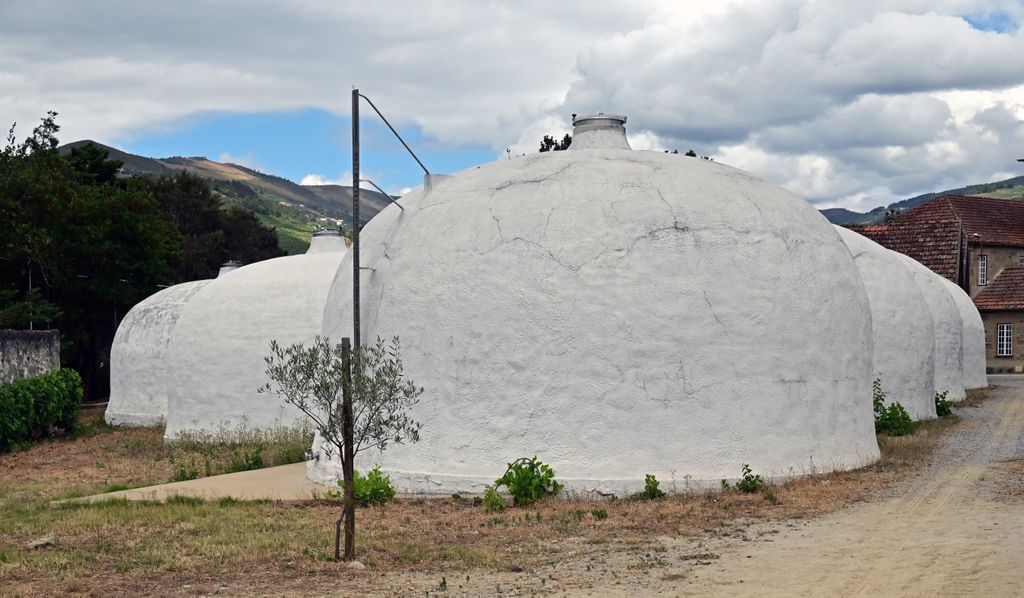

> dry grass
[0,407,962,596]
[959,384,997,408]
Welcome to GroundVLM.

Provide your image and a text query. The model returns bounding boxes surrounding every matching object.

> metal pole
[352,88,361,352]
[341,337,355,560]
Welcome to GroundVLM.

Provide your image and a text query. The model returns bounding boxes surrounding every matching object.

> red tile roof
[974,267,1024,311]
[900,195,1024,247]
[849,220,962,282]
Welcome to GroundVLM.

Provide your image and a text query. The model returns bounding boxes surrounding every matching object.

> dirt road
[681,376,1024,597]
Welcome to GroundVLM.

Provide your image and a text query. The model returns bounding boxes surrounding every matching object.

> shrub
[935,390,953,417]
[872,378,919,436]
[876,401,918,436]
[734,464,765,493]
[494,456,563,506]
[483,485,506,513]
[591,508,609,520]
[330,466,396,507]
[637,474,665,500]
[0,368,82,451]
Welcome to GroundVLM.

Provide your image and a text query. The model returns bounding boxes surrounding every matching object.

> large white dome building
[834,227,936,420]
[940,278,988,390]
[309,114,879,495]
[106,279,212,427]
[164,230,348,439]
[893,253,966,402]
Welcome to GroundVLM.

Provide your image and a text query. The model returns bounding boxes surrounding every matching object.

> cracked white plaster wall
[312,147,879,496]
[106,280,210,427]
[892,252,967,402]
[940,277,988,390]
[835,226,937,420]
[164,244,347,440]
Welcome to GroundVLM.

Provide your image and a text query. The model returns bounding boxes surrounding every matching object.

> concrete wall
[982,310,1024,373]
[0,329,60,385]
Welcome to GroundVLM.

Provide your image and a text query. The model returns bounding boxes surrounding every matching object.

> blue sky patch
[117,108,496,194]
[962,11,1019,33]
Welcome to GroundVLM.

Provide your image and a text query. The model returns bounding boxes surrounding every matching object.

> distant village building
[852,195,1024,373]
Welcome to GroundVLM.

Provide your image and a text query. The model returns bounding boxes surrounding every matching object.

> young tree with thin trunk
[261,335,422,561]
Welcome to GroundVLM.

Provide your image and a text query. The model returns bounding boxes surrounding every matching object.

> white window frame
[978,254,988,286]
[997,323,1013,357]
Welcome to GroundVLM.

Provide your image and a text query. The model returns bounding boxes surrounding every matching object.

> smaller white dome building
[940,278,988,390]
[164,230,348,439]
[835,227,936,420]
[893,253,966,402]
[106,280,212,426]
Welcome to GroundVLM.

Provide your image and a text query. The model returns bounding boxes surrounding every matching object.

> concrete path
[74,462,325,503]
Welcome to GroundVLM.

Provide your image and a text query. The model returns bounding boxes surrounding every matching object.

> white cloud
[3,1,1024,210]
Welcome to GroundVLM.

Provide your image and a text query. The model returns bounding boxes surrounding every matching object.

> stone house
[852,195,1024,373]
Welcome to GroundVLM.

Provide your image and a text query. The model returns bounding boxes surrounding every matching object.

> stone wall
[982,311,1024,373]
[968,246,1023,298]
[0,329,61,385]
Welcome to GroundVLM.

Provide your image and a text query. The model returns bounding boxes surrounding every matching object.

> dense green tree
[144,172,284,281]
[64,142,123,186]
[1,113,181,400]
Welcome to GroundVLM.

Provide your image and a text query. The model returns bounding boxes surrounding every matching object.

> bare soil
[1,383,1019,596]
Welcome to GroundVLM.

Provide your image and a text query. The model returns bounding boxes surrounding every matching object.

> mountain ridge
[821,174,1024,224]
[59,140,391,253]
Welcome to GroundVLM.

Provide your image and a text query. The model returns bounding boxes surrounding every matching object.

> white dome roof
[164,234,348,439]
[940,277,988,390]
[891,252,966,401]
[106,280,210,427]
[312,136,878,495]
[834,227,936,420]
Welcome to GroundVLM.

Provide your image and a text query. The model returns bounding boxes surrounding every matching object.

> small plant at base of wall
[734,464,765,493]
[493,457,563,506]
[325,466,397,507]
[935,390,953,417]
[482,486,507,513]
[873,378,919,436]
[635,474,666,500]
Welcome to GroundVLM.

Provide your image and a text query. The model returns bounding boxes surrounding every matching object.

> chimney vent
[569,113,631,150]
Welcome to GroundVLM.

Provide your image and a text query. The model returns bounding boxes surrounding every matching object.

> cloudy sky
[2,0,1023,208]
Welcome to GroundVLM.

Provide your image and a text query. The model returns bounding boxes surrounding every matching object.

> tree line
[1,112,284,400]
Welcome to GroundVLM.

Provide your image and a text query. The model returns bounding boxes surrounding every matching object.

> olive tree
[261,335,422,561]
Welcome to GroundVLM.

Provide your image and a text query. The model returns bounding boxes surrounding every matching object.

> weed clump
[327,466,396,507]
[873,378,919,436]
[482,486,506,513]
[935,390,953,417]
[494,456,563,506]
[636,474,665,500]
[734,464,765,493]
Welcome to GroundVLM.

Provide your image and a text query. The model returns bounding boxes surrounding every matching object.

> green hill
[59,141,394,253]
[821,175,1024,225]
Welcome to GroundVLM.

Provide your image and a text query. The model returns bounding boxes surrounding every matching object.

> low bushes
[0,368,82,451]
[873,378,919,436]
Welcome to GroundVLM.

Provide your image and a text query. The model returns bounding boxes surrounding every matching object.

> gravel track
[680,376,1024,597]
